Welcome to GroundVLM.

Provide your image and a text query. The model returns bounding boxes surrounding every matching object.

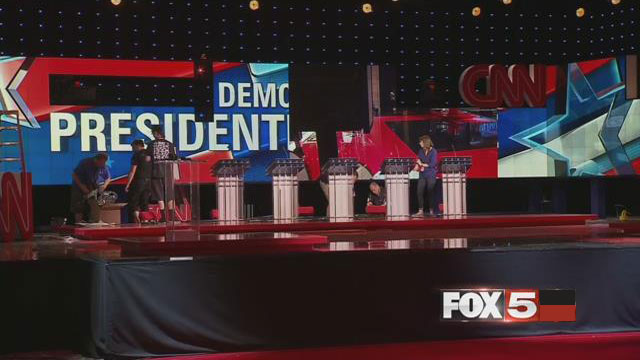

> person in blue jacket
[70,153,111,223]
[414,135,438,217]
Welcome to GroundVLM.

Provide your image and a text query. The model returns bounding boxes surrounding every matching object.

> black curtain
[88,247,640,358]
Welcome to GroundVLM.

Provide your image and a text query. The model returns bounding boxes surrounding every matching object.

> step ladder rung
[0,141,19,146]
[0,158,21,162]
[0,126,19,131]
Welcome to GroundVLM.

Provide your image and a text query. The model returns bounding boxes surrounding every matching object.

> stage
[86,230,640,358]
[4,214,640,358]
[58,213,598,240]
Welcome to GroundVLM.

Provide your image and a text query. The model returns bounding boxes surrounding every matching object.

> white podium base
[385,173,410,219]
[328,174,354,220]
[442,172,467,216]
[273,175,299,221]
[217,175,245,221]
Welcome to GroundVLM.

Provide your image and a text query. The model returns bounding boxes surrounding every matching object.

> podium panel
[268,159,305,221]
[323,158,359,221]
[213,160,250,222]
[441,157,471,217]
[382,158,415,219]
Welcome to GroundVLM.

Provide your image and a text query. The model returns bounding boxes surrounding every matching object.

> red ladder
[0,110,26,174]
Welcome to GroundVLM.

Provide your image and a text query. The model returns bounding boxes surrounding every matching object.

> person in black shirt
[147,125,178,219]
[125,139,152,223]
[367,181,386,206]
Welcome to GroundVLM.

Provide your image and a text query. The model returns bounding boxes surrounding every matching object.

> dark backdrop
[290,65,370,164]
[0,0,637,107]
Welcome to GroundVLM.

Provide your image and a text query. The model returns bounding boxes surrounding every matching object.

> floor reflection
[0,235,121,262]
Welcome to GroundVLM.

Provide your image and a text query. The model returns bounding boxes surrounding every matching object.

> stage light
[249,0,259,11]
[111,0,122,5]
[502,0,512,4]
[362,3,373,13]
[576,7,585,17]
[472,6,482,16]
[611,0,621,5]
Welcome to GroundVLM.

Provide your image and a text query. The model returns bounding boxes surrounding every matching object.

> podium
[381,158,415,218]
[441,157,472,216]
[267,158,305,221]
[213,159,250,221]
[160,159,200,241]
[323,158,359,221]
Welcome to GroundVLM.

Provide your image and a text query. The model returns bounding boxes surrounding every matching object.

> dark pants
[70,186,100,222]
[417,177,437,213]
[128,180,150,220]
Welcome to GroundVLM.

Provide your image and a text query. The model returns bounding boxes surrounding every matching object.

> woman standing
[414,135,438,217]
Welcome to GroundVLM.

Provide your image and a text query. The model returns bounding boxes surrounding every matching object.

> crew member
[414,135,438,216]
[147,125,178,220]
[70,153,111,223]
[125,139,151,223]
[367,181,386,206]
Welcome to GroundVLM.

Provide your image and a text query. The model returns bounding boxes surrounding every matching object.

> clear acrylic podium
[323,158,359,221]
[213,159,250,222]
[267,158,305,221]
[382,158,415,219]
[160,159,200,241]
[441,157,472,217]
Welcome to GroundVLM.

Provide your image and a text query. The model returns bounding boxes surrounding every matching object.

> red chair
[139,204,162,223]
[366,205,386,215]
[210,209,219,220]
[138,211,157,222]
[298,206,315,217]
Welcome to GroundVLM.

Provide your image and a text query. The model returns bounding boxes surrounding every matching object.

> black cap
[131,139,145,147]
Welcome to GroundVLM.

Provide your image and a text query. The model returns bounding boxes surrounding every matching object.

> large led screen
[0,57,289,184]
[498,56,640,177]
[1,55,638,185]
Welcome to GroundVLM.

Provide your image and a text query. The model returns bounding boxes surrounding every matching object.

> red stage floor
[107,223,640,257]
[5,220,635,262]
[153,332,640,360]
[60,213,598,240]
[608,218,640,235]
[111,232,328,256]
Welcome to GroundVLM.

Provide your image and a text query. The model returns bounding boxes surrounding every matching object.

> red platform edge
[111,234,328,256]
[153,332,640,360]
[61,214,598,240]
[609,220,640,234]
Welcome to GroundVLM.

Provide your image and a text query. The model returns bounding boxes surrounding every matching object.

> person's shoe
[412,210,424,217]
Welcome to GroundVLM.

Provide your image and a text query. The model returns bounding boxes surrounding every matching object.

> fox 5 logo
[442,290,538,321]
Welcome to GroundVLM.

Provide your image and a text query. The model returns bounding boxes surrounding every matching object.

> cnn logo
[458,64,547,108]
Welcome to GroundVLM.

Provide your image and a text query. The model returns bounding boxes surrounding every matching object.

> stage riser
[66,214,597,240]
[88,247,640,358]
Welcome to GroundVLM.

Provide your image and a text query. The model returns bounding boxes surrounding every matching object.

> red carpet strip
[155,332,640,360]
